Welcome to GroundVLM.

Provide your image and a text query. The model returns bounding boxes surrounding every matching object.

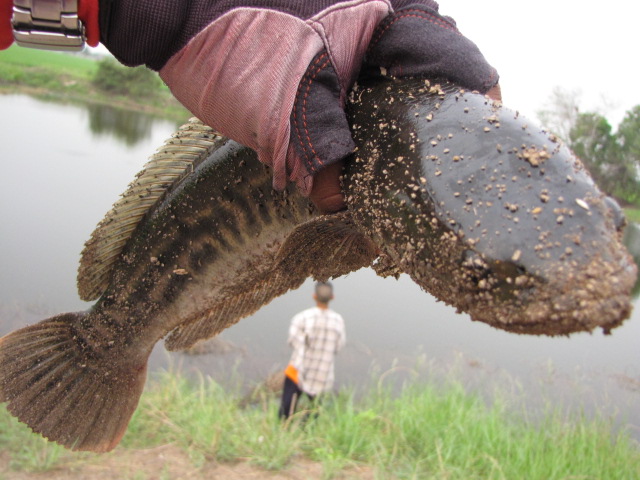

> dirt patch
[0,444,376,480]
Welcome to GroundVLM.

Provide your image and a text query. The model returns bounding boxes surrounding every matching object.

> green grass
[0,409,68,472]
[625,207,640,224]
[0,45,97,77]
[1,370,639,479]
[0,45,96,93]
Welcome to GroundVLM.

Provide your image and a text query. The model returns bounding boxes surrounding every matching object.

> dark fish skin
[344,77,637,335]
[0,77,636,453]
[88,140,316,350]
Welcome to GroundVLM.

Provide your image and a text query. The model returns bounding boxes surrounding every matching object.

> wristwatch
[12,0,85,51]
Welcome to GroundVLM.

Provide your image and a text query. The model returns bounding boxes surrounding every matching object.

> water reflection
[0,94,179,308]
[86,103,158,146]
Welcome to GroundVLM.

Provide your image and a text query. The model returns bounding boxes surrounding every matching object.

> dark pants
[278,376,315,419]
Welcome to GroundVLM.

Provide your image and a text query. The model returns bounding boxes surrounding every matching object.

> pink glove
[2,1,499,213]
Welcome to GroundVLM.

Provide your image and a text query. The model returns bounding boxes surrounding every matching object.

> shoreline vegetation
[0,46,190,123]
[1,370,639,479]
[625,208,640,224]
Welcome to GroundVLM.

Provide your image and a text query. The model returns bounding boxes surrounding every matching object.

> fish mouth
[379,191,638,337]
[456,249,637,336]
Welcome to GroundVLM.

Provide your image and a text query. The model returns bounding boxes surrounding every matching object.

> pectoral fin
[165,211,377,351]
[273,211,378,281]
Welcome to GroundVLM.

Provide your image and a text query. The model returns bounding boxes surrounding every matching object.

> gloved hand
[312,0,504,212]
[1,1,499,214]
[100,0,500,213]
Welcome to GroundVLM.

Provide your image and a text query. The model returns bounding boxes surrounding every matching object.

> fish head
[345,77,637,335]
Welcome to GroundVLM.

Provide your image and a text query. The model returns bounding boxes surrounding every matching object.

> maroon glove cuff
[366,3,498,93]
[290,50,356,181]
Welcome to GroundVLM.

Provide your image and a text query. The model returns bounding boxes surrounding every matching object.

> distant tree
[536,86,582,142]
[92,57,161,98]
[569,113,617,192]
[538,88,640,206]
[569,111,640,205]
[617,106,640,168]
[615,106,640,205]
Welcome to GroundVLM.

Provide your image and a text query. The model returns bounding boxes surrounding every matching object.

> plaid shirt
[288,306,346,396]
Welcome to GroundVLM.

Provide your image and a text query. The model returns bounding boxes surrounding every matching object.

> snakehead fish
[0,77,636,452]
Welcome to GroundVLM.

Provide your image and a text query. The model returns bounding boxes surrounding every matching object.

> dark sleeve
[99,0,380,71]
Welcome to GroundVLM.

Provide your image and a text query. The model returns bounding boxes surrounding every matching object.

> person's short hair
[315,281,333,303]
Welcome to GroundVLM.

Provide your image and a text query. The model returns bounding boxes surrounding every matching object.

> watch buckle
[12,3,86,52]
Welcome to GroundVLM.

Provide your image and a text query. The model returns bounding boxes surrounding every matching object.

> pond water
[1,95,639,439]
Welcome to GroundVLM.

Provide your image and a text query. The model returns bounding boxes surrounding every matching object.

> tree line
[92,56,162,99]
[538,88,640,207]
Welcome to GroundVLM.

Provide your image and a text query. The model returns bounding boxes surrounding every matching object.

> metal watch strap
[12,0,85,51]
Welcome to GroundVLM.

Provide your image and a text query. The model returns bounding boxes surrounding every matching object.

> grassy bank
[624,207,640,224]
[1,371,638,479]
[0,45,189,122]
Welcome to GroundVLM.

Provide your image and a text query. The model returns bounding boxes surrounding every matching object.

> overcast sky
[439,1,640,128]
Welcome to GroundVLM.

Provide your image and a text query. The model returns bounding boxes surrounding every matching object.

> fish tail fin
[0,312,147,452]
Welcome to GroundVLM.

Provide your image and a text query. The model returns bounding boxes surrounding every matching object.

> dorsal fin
[77,118,227,301]
[165,211,378,351]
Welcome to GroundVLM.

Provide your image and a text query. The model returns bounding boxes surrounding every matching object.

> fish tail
[0,312,147,452]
